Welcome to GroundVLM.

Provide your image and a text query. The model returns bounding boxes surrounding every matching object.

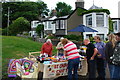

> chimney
[75,0,84,8]
[51,9,57,16]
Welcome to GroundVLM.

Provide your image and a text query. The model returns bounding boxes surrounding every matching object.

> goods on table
[37,55,86,64]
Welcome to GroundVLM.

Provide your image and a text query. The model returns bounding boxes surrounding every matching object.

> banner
[40,60,87,79]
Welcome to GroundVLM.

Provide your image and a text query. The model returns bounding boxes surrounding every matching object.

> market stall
[8,52,87,80]
[38,59,87,80]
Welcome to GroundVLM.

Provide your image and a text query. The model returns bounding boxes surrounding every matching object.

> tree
[36,24,44,38]
[109,18,114,33]
[55,2,73,17]
[8,17,30,35]
[2,2,49,29]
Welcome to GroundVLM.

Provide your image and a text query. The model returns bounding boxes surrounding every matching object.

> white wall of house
[31,21,39,28]
[29,31,37,37]
[44,16,57,34]
[83,12,109,40]
[30,20,44,37]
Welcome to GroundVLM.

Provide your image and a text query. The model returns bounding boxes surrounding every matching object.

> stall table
[39,59,87,80]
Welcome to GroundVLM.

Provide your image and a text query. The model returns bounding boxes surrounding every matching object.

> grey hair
[46,39,52,43]
[84,38,90,42]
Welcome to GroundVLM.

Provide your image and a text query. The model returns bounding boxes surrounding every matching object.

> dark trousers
[87,59,96,80]
[96,58,106,80]
[68,58,80,80]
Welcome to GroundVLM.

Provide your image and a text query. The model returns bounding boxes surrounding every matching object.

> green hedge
[77,9,110,16]
[64,34,83,41]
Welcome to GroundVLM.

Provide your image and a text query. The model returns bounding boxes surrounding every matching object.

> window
[45,22,47,29]
[55,20,59,29]
[96,14,104,27]
[48,21,52,29]
[113,21,117,31]
[86,15,92,27]
[34,22,38,27]
[97,34,104,40]
[60,20,65,29]
[86,34,92,39]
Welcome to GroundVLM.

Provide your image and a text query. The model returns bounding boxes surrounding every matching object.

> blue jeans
[112,65,120,79]
[108,63,114,79]
[87,59,96,80]
[68,57,80,80]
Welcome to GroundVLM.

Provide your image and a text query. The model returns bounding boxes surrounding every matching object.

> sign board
[39,60,87,79]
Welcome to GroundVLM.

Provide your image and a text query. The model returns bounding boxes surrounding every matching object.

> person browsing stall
[56,37,64,57]
[83,38,98,80]
[61,38,80,80]
[41,39,53,57]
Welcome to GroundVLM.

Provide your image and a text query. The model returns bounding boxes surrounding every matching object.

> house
[44,0,86,37]
[83,5,109,40]
[111,18,120,33]
[30,0,110,40]
[29,20,40,37]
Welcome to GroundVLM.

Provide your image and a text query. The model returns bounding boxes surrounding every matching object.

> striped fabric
[64,42,80,60]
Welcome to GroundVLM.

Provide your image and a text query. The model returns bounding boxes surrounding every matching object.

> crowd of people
[40,32,120,80]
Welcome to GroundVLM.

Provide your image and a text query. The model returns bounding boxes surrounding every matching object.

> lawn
[2,36,57,78]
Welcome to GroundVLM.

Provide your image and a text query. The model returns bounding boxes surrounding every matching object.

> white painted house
[44,16,57,34]
[29,20,39,37]
[83,5,109,40]
[29,0,110,40]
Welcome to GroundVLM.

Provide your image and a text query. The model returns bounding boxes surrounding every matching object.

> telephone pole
[7,7,10,36]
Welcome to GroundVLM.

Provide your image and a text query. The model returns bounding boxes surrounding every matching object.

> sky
[33,0,120,18]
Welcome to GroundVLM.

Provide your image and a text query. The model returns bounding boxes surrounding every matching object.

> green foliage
[78,9,110,16]
[0,28,2,35]
[55,2,73,17]
[47,34,57,39]
[8,17,30,35]
[64,34,83,41]
[2,2,49,29]
[77,8,87,16]
[2,28,7,35]
[109,18,114,33]
[36,24,44,37]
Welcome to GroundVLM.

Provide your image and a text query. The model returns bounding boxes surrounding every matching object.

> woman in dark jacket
[105,34,117,79]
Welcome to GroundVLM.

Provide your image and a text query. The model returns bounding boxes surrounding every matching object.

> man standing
[94,35,106,80]
[83,39,98,80]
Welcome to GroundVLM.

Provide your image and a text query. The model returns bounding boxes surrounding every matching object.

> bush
[64,34,83,41]
[2,28,7,36]
[46,34,57,39]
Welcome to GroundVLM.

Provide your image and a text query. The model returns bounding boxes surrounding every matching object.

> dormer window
[86,15,92,27]
[96,14,104,27]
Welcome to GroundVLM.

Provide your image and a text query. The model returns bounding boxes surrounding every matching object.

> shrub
[64,34,83,41]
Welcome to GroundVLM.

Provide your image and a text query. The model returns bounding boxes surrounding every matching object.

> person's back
[64,41,80,60]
